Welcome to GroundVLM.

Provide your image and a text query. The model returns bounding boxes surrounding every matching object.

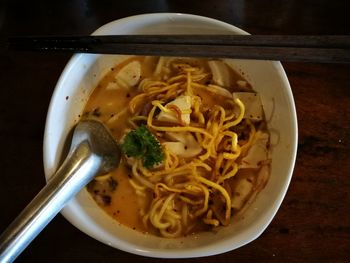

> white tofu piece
[233,92,264,120]
[107,60,141,90]
[157,96,192,125]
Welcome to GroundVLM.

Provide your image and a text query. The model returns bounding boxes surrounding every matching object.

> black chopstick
[7,35,350,63]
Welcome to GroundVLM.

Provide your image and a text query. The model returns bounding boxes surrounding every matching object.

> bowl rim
[43,13,298,258]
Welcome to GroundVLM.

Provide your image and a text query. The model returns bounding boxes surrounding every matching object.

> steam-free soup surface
[84,56,270,237]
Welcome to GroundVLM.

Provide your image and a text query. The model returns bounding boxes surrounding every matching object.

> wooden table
[0,1,349,262]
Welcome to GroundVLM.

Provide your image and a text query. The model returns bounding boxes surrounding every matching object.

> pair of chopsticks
[7,35,350,63]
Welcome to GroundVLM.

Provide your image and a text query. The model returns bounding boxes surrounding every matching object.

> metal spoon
[0,120,121,263]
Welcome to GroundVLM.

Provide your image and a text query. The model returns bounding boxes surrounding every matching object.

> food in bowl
[44,13,297,257]
[83,56,271,238]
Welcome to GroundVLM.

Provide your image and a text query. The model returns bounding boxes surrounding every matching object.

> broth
[83,56,270,237]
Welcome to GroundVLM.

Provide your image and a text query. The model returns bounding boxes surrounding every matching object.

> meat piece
[163,131,202,158]
[233,92,264,120]
[157,96,192,125]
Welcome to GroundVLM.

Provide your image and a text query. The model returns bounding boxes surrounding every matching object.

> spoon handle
[0,142,101,263]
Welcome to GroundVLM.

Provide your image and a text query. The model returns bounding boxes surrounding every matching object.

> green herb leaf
[121,125,164,168]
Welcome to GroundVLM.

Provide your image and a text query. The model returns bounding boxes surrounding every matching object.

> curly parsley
[121,125,164,168]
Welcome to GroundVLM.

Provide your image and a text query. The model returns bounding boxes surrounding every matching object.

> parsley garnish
[121,125,164,168]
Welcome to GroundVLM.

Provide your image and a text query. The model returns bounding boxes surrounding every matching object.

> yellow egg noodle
[125,60,259,237]
[85,57,270,237]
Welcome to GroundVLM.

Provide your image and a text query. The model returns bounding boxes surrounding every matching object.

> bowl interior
[43,13,297,258]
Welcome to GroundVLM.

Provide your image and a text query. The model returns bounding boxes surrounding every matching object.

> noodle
[85,56,271,238]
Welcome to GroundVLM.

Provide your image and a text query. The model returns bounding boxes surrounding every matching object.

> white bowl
[43,13,298,258]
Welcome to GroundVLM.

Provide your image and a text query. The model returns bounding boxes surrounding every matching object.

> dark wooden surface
[0,1,349,262]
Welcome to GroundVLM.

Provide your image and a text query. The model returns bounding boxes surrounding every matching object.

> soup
[83,56,271,238]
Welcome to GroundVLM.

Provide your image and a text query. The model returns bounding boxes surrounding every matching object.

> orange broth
[83,56,261,235]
